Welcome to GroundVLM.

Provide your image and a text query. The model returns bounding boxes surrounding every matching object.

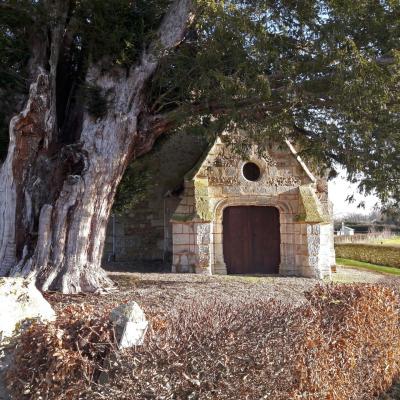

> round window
[242,162,261,182]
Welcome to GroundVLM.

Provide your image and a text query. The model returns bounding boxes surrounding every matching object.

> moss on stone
[171,177,212,222]
[194,178,212,221]
[295,213,307,222]
[170,213,197,222]
[298,185,329,223]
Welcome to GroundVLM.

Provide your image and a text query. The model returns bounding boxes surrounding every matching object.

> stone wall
[335,243,400,268]
[299,223,335,278]
[103,131,208,263]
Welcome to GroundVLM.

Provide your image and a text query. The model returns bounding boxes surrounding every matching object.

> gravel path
[45,266,400,317]
[48,272,321,317]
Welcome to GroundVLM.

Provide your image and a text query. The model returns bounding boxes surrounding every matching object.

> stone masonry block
[172,224,183,234]
[173,234,190,245]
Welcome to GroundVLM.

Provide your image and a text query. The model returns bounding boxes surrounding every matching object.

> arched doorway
[223,206,280,274]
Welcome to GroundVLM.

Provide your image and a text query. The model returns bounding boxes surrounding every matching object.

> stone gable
[171,137,335,279]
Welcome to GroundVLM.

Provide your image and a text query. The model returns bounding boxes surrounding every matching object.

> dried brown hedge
[6,304,116,400]
[7,284,400,400]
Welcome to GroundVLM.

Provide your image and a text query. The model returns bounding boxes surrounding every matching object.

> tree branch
[134,112,176,158]
[134,96,288,156]
[125,0,194,109]
[157,0,195,51]
[126,0,194,154]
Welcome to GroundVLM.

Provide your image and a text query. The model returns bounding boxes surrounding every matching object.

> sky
[328,168,380,218]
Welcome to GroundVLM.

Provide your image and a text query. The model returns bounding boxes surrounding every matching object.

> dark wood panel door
[223,206,280,274]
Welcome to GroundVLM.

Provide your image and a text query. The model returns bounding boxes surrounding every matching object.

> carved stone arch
[209,196,295,274]
[212,196,293,220]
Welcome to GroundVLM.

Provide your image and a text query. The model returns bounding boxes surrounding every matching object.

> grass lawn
[337,257,400,276]
[381,236,400,246]
[370,236,400,246]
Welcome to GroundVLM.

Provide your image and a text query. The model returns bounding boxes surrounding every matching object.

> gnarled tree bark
[0,0,193,293]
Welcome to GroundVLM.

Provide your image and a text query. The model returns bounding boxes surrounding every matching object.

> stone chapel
[104,131,335,279]
[170,137,335,279]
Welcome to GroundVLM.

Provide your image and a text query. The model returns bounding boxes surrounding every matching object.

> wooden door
[223,206,280,274]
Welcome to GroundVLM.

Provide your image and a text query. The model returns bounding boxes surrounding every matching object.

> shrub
[6,304,116,400]
[97,284,400,400]
[335,243,400,269]
[302,285,400,399]
[6,284,400,399]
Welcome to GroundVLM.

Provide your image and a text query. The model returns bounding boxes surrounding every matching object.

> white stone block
[279,264,296,275]
[289,200,298,212]
[213,262,228,274]
[202,235,210,245]
[0,278,56,341]
[212,224,223,234]
[110,302,148,348]
[174,234,190,245]
[286,234,294,244]
[180,254,189,265]
[285,224,295,234]
[213,233,223,244]
[209,186,223,197]
[295,254,306,266]
[172,224,183,234]
[195,265,212,275]
[214,245,223,258]
[173,244,190,253]
[182,224,194,234]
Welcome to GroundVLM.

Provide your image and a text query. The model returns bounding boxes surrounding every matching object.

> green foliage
[72,0,172,66]
[0,0,400,209]
[113,162,152,214]
[148,0,400,205]
[0,0,36,160]
[0,0,172,159]
[336,243,400,269]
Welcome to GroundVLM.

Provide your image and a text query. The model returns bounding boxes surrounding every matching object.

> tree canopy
[1,0,400,205]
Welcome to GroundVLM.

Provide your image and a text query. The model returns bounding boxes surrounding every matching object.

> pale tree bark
[0,0,194,293]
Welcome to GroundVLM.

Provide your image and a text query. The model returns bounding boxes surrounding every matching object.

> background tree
[0,0,399,292]
[333,209,400,233]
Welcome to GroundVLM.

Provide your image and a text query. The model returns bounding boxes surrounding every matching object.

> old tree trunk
[0,0,193,293]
